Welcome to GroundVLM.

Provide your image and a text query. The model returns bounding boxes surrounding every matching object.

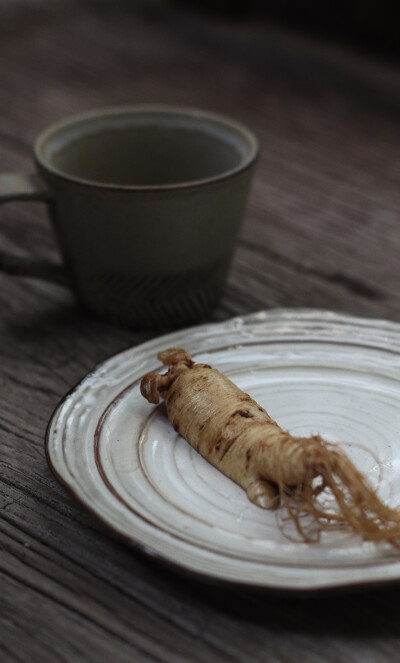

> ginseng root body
[140,348,400,544]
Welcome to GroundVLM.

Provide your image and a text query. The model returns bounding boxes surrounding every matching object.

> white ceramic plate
[46,309,400,591]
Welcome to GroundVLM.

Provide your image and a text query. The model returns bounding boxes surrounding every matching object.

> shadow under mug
[0,105,258,329]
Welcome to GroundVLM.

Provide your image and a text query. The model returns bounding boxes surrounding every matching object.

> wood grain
[1,1,400,661]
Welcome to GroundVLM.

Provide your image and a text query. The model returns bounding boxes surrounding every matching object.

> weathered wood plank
[1,1,400,661]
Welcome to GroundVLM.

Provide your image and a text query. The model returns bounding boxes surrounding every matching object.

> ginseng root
[140,348,400,544]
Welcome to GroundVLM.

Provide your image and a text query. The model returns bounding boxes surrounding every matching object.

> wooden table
[1,2,400,660]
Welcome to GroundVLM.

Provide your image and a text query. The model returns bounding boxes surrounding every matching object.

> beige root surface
[140,348,400,544]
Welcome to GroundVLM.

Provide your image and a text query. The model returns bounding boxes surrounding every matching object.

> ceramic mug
[0,105,258,328]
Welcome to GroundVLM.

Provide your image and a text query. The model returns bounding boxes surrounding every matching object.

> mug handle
[0,173,70,286]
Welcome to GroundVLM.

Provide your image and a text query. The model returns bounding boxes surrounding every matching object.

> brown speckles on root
[214,437,223,452]
[227,409,253,421]
[199,415,212,431]
[166,388,179,406]
[245,448,252,469]
[219,436,239,461]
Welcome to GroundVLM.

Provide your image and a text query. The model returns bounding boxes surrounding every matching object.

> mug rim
[34,104,259,192]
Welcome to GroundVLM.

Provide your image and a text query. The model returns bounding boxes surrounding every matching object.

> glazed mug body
[1,105,258,328]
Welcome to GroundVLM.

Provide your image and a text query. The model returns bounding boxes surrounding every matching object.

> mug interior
[35,107,258,188]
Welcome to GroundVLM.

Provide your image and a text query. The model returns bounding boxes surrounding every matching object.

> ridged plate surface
[46,309,400,590]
